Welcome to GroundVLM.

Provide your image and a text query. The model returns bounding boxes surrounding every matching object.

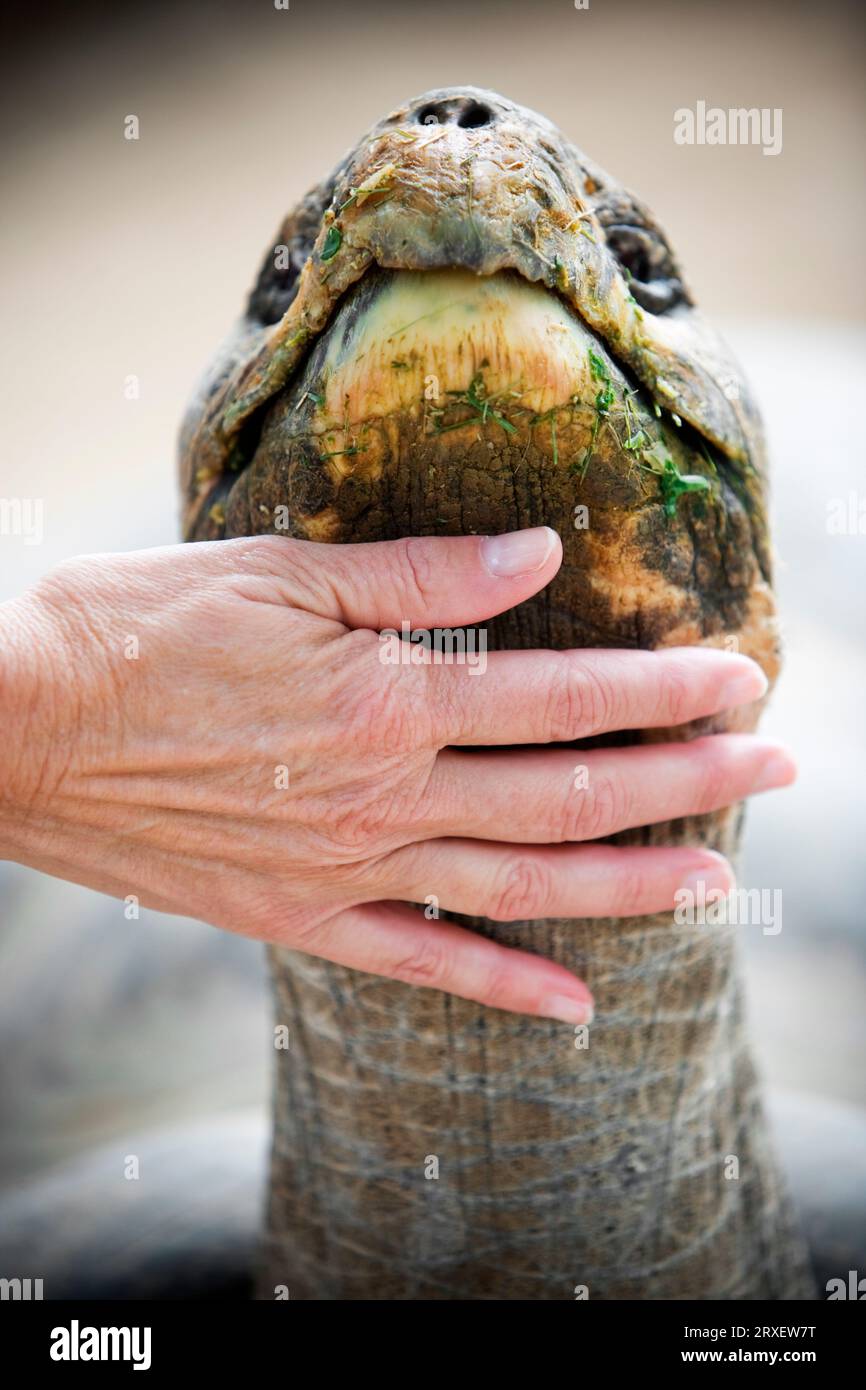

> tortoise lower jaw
[253,264,631,489]
[224,266,629,540]
[307,266,609,430]
[217,264,676,549]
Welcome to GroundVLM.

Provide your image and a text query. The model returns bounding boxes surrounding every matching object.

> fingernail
[719,662,769,707]
[679,851,736,899]
[752,749,798,793]
[542,994,594,1026]
[481,526,557,578]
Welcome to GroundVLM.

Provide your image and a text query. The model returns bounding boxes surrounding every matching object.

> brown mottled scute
[179,86,814,1299]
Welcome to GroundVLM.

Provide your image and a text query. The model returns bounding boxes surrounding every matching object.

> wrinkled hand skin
[179,85,816,1301]
[0,540,461,939]
[0,542,407,929]
[0,533,782,1017]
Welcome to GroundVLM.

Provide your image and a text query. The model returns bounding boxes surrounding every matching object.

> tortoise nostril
[414,99,494,128]
[458,102,492,128]
[417,104,444,126]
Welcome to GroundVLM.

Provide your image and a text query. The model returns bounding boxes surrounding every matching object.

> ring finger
[370,839,736,922]
[422,734,795,845]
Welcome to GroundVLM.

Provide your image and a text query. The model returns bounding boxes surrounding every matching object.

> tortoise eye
[247,244,308,326]
[604,223,685,315]
[247,172,345,326]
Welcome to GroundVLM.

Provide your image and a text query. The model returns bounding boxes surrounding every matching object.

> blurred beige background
[1,0,864,1198]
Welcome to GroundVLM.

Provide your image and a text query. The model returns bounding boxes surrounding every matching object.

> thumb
[260,527,562,630]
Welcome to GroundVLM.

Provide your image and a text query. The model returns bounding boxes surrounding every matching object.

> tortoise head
[180,85,768,631]
[180,88,763,525]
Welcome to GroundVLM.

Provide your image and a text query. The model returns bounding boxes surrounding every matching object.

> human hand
[0,527,794,1023]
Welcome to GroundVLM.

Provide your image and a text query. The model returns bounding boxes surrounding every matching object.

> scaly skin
[180,88,813,1299]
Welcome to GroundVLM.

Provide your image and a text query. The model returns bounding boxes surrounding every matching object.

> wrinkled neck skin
[179,88,813,1299]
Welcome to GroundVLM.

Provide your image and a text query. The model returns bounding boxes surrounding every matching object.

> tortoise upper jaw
[341,95,593,283]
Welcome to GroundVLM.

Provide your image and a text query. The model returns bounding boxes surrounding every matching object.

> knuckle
[422,668,464,747]
[237,535,332,606]
[227,533,292,571]
[241,534,315,581]
[234,884,323,945]
[542,657,617,741]
[325,771,432,857]
[568,773,630,842]
[270,906,321,947]
[224,534,349,618]
[395,536,437,614]
[327,791,390,854]
[577,662,620,734]
[692,738,737,814]
[606,864,652,917]
[658,660,692,726]
[346,667,429,753]
[256,534,305,567]
[540,658,586,742]
[389,935,448,988]
[475,960,517,1013]
[285,913,330,952]
[487,855,553,922]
